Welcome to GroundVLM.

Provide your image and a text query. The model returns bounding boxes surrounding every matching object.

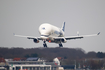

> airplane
[14,22,100,47]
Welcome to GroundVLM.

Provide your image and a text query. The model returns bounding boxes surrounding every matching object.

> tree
[86,51,96,58]
[31,53,38,57]
[96,52,104,58]
[24,54,30,58]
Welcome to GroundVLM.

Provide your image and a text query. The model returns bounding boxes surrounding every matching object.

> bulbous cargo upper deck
[39,23,53,36]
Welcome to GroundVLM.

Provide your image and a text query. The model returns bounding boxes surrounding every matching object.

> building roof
[26,57,39,61]
[57,57,62,60]
[13,58,26,61]
[13,58,21,61]
[0,58,5,62]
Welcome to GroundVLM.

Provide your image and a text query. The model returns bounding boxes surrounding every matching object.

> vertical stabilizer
[61,22,65,32]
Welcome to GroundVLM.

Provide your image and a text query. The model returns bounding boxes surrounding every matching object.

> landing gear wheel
[43,43,47,47]
[43,40,47,47]
[59,43,63,47]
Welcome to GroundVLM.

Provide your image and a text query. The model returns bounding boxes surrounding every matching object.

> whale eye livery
[42,27,45,30]
[14,22,100,47]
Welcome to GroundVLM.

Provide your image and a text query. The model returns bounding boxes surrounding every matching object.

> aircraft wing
[54,32,100,40]
[65,32,100,40]
[13,33,41,40]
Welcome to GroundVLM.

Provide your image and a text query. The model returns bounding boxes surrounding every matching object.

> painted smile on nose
[40,35,49,39]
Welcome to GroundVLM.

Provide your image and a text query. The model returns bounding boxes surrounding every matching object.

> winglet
[97,32,100,35]
[13,33,15,36]
[77,31,79,36]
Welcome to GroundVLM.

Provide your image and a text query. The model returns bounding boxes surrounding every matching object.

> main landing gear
[59,43,63,47]
[43,40,47,47]
[43,40,63,48]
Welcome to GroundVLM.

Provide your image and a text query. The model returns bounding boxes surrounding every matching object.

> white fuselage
[39,23,64,42]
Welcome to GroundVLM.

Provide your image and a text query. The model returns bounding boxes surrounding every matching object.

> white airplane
[14,22,100,47]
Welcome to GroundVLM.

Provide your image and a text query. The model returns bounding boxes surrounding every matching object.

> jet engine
[61,38,67,43]
[33,39,39,43]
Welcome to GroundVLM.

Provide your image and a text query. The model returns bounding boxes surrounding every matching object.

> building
[7,61,61,70]
[53,58,60,65]
[0,58,9,70]
[0,67,7,70]
[0,58,5,63]
[13,58,26,61]
[5,59,13,62]
[26,57,39,61]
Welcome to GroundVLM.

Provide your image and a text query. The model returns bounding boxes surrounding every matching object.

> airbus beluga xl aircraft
[14,22,100,47]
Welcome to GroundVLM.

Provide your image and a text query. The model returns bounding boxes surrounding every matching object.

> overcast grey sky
[0,0,105,52]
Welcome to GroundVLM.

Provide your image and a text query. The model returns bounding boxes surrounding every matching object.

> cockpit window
[42,27,45,30]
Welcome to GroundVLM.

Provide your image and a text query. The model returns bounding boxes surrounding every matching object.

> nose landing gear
[43,40,47,47]
[59,43,63,47]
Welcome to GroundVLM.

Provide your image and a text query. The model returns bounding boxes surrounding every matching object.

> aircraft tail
[61,22,65,32]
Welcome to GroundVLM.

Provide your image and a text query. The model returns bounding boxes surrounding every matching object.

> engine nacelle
[61,38,67,43]
[33,39,39,43]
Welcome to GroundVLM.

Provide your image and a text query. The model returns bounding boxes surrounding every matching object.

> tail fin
[61,22,65,32]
